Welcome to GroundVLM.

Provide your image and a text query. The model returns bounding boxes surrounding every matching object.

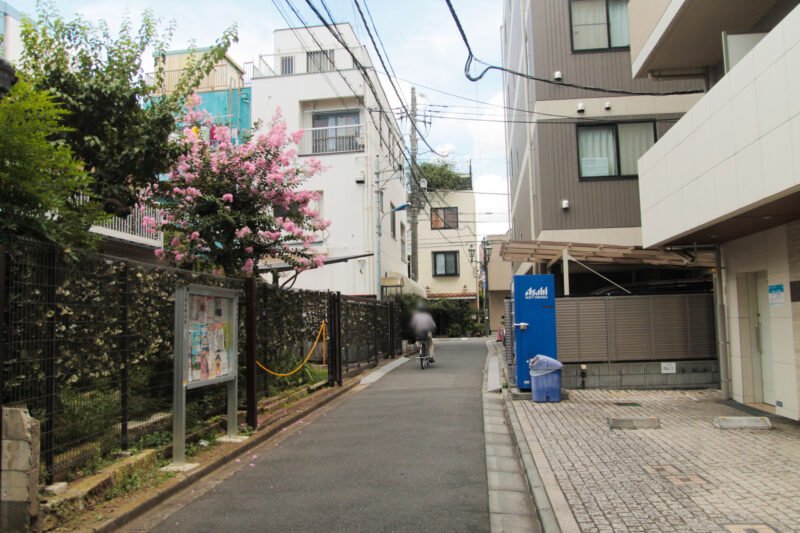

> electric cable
[443,0,704,96]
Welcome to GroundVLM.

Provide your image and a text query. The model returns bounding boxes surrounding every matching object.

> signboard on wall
[188,294,235,384]
[769,284,785,307]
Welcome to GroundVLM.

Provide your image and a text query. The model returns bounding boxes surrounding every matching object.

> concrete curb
[92,375,365,533]
[502,389,561,533]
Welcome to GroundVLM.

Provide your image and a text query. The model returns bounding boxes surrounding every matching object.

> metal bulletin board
[172,285,240,465]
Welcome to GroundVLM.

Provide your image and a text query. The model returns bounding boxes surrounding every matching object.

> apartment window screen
[433,251,459,277]
[577,122,655,179]
[280,56,294,75]
[307,50,335,73]
[311,111,360,153]
[570,0,629,51]
[431,207,458,230]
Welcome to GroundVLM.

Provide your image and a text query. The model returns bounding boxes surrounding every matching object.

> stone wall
[1,407,40,532]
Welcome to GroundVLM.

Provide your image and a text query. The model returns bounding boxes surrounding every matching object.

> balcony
[637,6,800,248]
[251,45,370,79]
[145,64,244,94]
[89,205,163,247]
[299,124,365,156]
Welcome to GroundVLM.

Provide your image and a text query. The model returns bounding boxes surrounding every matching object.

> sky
[12,0,511,239]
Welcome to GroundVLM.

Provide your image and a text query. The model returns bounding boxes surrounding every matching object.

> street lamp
[469,238,493,336]
[0,57,19,101]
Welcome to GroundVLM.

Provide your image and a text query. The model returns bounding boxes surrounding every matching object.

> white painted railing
[89,205,163,247]
[298,124,365,155]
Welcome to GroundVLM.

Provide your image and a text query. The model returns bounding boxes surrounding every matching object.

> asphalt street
[149,338,490,532]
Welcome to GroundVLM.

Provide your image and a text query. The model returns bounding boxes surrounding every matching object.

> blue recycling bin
[529,355,562,402]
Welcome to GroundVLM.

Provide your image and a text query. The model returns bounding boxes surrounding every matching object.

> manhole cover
[608,416,661,429]
[714,416,772,430]
[614,402,641,407]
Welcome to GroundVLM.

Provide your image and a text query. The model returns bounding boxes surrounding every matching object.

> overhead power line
[443,0,705,97]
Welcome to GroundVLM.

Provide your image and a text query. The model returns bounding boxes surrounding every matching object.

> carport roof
[500,240,715,268]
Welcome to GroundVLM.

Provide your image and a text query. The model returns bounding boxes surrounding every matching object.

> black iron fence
[0,235,399,483]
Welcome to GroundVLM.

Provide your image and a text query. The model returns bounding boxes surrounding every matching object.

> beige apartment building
[630,1,800,420]
[416,174,480,306]
[485,233,512,334]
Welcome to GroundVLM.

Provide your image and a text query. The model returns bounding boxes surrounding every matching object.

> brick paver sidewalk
[514,389,800,533]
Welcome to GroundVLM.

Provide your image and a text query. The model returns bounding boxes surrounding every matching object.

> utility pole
[375,155,383,301]
[409,87,419,281]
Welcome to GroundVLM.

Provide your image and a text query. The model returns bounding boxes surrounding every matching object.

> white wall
[250,26,407,296]
[639,5,800,248]
[722,224,799,420]
[2,10,22,63]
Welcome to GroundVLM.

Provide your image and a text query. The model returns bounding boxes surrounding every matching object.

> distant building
[629,1,800,420]
[485,232,512,334]
[1,2,21,63]
[249,24,416,297]
[416,168,480,306]
[500,0,705,295]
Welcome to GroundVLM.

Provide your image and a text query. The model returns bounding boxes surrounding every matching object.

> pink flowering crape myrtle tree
[140,95,330,277]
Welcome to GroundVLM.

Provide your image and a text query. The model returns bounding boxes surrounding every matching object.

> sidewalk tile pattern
[515,390,800,533]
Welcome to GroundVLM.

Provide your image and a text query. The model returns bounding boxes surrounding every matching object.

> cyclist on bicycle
[410,302,436,363]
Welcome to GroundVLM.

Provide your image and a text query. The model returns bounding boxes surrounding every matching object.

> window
[577,122,655,179]
[390,202,396,239]
[430,207,458,230]
[570,0,629,51]
[280,56,294,75]
[400,222,406,262]
[311,111,361,154]
[433,251,459,277]
[307,50,335,73]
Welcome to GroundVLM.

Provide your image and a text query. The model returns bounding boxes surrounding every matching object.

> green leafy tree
[0,80,104,247]
[418,161,464,191]
[18,1,238,216]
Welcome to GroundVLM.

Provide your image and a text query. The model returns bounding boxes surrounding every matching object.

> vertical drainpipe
[713,245,731,400]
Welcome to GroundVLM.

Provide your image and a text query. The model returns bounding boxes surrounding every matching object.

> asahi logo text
[525,286,548,300]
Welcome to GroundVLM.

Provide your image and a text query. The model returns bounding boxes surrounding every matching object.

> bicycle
[417,335,433,369]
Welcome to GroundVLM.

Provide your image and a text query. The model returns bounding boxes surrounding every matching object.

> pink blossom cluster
[139,95,330,276]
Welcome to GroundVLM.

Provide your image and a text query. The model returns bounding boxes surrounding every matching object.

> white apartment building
[630,1,800,419]
[1,2,22,63]
[250,24,412,296]
[417,175,480,305]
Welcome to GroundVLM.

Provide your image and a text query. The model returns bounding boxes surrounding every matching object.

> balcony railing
[299,124,365,155]
[145,64,244,94]
[252,45,370,79]
[89,205,163,247]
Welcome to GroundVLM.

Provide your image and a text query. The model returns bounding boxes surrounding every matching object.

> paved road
[150,338,490,532]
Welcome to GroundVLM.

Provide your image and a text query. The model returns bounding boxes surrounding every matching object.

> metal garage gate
[555,293,716,363]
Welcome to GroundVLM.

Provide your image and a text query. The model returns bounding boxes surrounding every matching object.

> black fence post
[245,277,258,430]
[388,301,395,359]
[335,292,343,385]
[44,248,57,482]
[120,264,129,450]
[326,292,335,386]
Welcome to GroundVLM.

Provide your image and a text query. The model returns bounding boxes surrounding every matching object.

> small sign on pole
[166,285,241,471]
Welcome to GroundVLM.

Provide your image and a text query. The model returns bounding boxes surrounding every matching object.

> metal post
[562,249,570,296]
[372,302,378,362]
[44,248,57,482]
[172,287,187,465]
[388,301,396,358]
[120,265,129,450]
[409,87,419,282]
[375,155,382,301]
[714,247,731,400]
[335,292,343,385]
[245,277,258,430]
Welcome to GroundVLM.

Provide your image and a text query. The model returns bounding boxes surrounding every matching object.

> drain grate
[608,416,661,429]
[714,416,772,430]
[614,402,641,407]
